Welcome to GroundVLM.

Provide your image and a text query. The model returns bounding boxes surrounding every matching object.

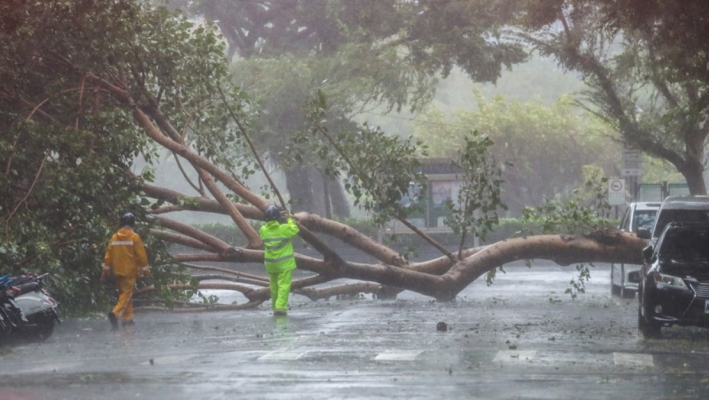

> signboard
[622,143,642,177]
[668,183,690,197]
[621,168,642,177]
[608,178,626,206]
[638,183,663,202]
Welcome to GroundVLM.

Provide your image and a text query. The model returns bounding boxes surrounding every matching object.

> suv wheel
[638,294,661,338]
[611,266,621,297]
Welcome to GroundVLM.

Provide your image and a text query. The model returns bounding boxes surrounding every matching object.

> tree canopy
[520,0,709,194]
[161,0,531,217]
[0,0,236,311]
[170,0,527,82]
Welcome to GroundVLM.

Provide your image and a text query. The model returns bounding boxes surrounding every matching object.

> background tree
[520,0,709,194]
[163,0,528,217]
[414,94,619,214]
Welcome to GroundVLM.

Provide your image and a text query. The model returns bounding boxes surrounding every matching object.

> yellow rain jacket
[259,218,299,274]
[102,228,150,278]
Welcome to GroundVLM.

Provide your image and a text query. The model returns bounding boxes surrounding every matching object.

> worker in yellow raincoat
[101,213,150,328]
[259,206,299,316]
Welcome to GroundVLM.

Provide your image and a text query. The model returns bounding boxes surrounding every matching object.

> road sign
[622,152,642,161]
[622,142,642,176]
[621,168,642,177]
[608,178,626,205]
[623,160,641,169]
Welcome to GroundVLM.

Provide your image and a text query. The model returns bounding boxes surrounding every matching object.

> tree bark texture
[147,181,648,302]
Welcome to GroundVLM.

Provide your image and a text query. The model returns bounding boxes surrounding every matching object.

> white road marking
[374,350,424,361]
[13,362,80,373]
[141,354,196,365]
[613,352,654,367]
[493,350,537,363]
[257,350,308,361]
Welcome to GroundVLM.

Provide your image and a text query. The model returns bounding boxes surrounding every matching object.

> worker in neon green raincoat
[259,206,299,316]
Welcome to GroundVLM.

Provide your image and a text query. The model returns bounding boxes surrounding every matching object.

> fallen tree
[141,201,649,307]
[0,0,649,312]
[140,178,649,306]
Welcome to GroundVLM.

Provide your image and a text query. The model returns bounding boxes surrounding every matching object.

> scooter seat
[14,282,40,295]
[10,276,36,286]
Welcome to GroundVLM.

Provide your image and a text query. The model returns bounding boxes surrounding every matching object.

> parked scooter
[0,308,10,337]
[0,273,60,341]
[0,274,27,337]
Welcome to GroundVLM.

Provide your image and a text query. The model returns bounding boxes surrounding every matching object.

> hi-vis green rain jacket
[259,218,300,274]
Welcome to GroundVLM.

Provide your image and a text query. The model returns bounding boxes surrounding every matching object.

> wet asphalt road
[2,263,709,400]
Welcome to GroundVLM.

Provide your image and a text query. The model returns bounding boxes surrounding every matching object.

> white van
[611,202,661,298]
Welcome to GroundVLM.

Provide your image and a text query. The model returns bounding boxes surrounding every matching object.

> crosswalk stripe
[374,350,424,361]
[141,355,197,366]
[493,350,537,363]
[253,348,657,368]
[258,350,308,361]
[613,352,654,367]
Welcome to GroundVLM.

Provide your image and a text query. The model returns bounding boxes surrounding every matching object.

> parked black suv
[637,195,709,244]
[638,222,709,338]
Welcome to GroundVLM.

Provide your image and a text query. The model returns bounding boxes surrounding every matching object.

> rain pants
[102,227,149,323]
[259,218,299,311]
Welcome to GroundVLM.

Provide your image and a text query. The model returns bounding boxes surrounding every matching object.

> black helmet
[120,213,136,227]
[264,206,281,221]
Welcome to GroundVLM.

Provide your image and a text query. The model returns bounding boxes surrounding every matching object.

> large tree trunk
[284,165,317,213]
[284,165,351,217]
[321,170,332,219]
[328,177,351,219]
[682,164,707,195]
[144,175,648,302]
[681,148,707,195]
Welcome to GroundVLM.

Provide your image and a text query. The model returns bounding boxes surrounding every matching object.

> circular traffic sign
[610,180,623,192]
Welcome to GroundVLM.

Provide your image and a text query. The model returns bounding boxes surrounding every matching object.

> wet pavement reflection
[1,263,709,399]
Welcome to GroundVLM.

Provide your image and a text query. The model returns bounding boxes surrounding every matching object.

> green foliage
[520,168,613,235]
[519,172,614,298]
[293,91,429,225]
[445,132,507,255]
[566,264,593,300]
[0,0,238,314]
[641,155,685,185]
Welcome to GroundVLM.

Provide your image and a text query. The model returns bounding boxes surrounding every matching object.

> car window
[653,209,709,238]
[659,228,709,262]
[632,210,657,232]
